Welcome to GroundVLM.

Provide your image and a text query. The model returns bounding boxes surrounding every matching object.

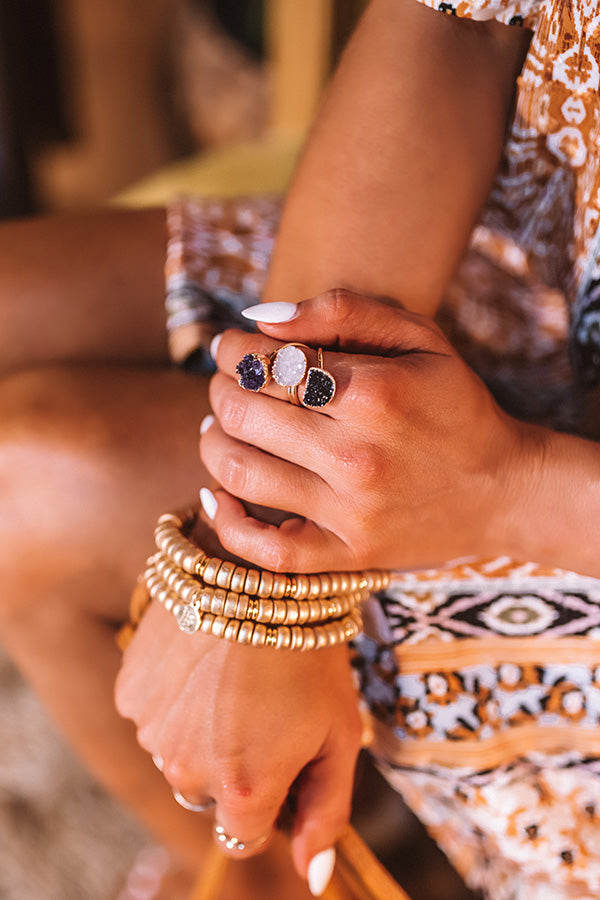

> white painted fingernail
[307,848,336,897]
[200,487,218,520]
[210,332,223,360]
[242,301,298,323]
[200,414,214,435]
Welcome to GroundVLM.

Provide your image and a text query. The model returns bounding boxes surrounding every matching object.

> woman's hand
[115,598,363,886]
[202,289,544,573]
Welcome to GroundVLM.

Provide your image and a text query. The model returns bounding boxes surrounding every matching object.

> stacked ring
[214,824,270,853]
[235,342,336,408]
[172,790,216,813]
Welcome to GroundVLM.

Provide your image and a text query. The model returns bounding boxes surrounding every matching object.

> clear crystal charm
[174,603,201,633]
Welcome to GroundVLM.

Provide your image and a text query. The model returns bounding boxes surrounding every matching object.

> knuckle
[216,394,248,435]
[257,539,296,574]
[162,757,193,789]
[135,725,156,755]
[317,287,357,329]
[218,769,274,816]
[218,449,249,496]
[332,439,385,490]
[348,370,398,421]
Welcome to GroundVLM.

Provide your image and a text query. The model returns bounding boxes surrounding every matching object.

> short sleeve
[413,0,544,29]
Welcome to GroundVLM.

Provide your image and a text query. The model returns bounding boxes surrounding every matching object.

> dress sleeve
[413,0,544,29]
[164,195,281,371]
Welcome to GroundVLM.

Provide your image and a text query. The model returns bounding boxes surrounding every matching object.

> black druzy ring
[301,348,336,408]
[235,352,271,392]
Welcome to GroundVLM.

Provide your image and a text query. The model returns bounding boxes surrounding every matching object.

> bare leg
[0,364,213,864]
[0,362,313,898]
[0,207,167,375]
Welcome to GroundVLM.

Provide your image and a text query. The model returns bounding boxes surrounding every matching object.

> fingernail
[200,414,214,435]
[200,487,218,520]
[242,301,298,323]
[307,848,336,897]
[210,332,223,360]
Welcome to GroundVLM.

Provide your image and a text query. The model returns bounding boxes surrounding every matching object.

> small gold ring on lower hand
[172,789,217,813]
[214,823,271,853]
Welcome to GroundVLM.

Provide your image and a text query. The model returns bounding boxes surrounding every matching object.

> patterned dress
[165,2,600,896]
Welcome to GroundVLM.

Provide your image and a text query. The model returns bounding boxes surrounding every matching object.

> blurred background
[0,2,479,899]
[0,0,367,217]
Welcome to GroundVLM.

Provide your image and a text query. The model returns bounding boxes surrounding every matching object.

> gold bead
[271,599,288,625]
[216,561,236,590]
[157,511,183,527]
[313,625,329,650]
[198,587,213,613]
[329,573,341,595]
[202,558,222,585]
[223,591,238,619]
[252,624,268,647]
[307,575,322,600]
[319,574,332,596]
[200,613,215,635]
[193,553,209,576]
[211,615,229,640]
[224,619,241,642]
[210,588,227,616]
[271,573,288,600]
[247,598,260,621]
[308,599,322,622]
[302,628,316,651]
[230,566,248,593]
[275,626,292,649]
[338,573,350,594]
[258,598,274,623]
[296,601,311,625]
[293,575,310,601]
[265,627,278,648]
[257,571,274,598]
[283,600,299,625]
[237,621,255,645]
[244,568,261,596]
[290,626,305,650]
[234,593,249,619]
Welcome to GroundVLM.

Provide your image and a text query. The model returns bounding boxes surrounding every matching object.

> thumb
[242,288,438,356]
[290,730,360,896]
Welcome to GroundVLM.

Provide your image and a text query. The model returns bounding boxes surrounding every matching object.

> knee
[0,366,138,620]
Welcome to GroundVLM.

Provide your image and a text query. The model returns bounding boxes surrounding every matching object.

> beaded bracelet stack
[119,507,390,652]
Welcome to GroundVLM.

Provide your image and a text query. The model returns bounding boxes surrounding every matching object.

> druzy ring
[235,352,271,392]
[301,348,336,408]
[270,342,309,405]
[235,344,336,408]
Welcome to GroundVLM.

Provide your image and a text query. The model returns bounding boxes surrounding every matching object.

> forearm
[264,0,530,315]
[499,423,600,579]
[0,207,167,375]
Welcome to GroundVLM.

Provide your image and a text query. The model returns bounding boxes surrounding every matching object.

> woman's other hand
[115,599,362,887]
[203,289,543,573]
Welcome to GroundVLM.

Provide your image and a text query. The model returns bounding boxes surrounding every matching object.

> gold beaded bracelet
[118,507,390,651]
[145,570,364,651]
[148,554,367,626]
[154,508,390,600]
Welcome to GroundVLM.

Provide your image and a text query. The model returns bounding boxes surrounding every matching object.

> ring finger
[200,417,332,519]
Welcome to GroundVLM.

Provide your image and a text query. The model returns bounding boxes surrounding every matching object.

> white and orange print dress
[165,2,600,896]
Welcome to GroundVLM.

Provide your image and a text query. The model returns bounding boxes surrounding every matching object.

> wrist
[493,421,600,577]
